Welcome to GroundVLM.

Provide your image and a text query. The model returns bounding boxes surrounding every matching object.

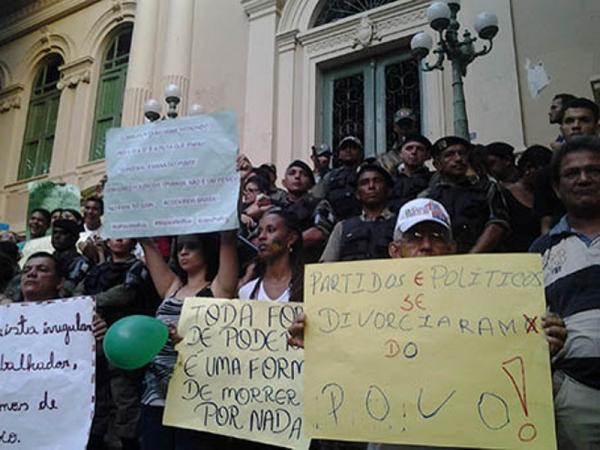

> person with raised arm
[138,230,238,450]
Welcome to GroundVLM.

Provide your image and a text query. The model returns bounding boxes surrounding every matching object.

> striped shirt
[141,286,213,406]
[530,216,600,389]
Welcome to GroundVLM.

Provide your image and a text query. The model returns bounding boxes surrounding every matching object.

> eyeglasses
[403,230,450,244]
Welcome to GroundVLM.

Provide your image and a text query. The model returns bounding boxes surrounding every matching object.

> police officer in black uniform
[320,163,395,262]
[389,134,433,212]
[420,136,510,254]
[279,160,335,263]
[312,136,364,221]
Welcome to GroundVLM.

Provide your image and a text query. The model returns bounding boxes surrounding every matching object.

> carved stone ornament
[353,17,380,48]
[303,8,427,56]
[56,70,91,90]
[0,84,24,114]
[0,96,21,113]
[56,57,94,90]
[111,0,126,21]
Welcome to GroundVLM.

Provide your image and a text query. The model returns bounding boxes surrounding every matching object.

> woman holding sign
[139,231,238,449]
[238,209,304,302]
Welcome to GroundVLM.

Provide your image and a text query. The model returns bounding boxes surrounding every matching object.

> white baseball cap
[395,198,451,237]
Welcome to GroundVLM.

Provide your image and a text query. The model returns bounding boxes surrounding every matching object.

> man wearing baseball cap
[387,198,455,258]
[312,136,364,221]
[420,136,510,254]
[387,134,433,212]
[290,199,567,449]
[377,108,419,174]
[311,143,332,184]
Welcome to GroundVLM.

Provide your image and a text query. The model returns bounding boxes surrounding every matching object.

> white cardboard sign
[0,297,95,449]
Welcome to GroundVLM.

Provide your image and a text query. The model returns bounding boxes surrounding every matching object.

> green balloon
[103,315,169,370]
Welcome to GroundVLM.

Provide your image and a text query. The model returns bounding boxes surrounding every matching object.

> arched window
[18,54,63,180]
[313,0,397,27]
[89,26,132,161]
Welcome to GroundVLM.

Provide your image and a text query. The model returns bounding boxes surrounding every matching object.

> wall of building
[2,0,599,232]
[0,0,135,231]
[511,0,600,148]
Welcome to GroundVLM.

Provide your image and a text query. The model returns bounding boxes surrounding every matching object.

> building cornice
[276,29,298,53]
[242,0,285,21]
[0,0,103,46]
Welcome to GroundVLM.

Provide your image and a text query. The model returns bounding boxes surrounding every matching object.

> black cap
[337,136,364,151]
[394,108,417,124]
[432,136,471,158]
[53,219,84,235]
[484,142,515,159]
[356,163,393,187]
[402,134,432,151]
[311,143,332,157]
[287,160,315,185]
[258,163,277,176]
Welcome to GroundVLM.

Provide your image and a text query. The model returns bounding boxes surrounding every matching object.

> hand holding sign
[304,254,556,450]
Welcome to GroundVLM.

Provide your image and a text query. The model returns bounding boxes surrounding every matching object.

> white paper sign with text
[0,297,95,449]
[104,112,240,238]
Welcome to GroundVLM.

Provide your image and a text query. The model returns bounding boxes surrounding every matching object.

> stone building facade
[0,0,599,231]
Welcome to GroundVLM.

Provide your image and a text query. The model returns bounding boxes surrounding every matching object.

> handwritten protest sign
[104,112,239,238]
[0,297,95,449]
[304,254,556,450]
[164,298,309,449]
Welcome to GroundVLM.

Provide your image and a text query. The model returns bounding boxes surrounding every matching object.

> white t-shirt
[238,278,290,302]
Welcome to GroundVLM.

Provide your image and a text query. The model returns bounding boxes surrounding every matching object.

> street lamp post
[411,0,499,140]
[142,84,204,122]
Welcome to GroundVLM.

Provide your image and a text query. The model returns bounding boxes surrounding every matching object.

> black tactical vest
[339,216,395,261]
[427,177,493,253]
[390,168,432,212]
[325,167,361,220]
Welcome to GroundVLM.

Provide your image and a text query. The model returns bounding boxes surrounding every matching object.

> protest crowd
[1,93,600,450]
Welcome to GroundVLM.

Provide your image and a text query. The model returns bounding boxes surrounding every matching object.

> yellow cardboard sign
[304,254,556,450]
[163,298,309,450]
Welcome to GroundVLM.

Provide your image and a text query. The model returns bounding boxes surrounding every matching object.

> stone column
[241,0,283,165]
[160,0,194,115]
[122,0,160,126]
[0,84,25,185]
[55,57,96,181]
[274,29,298,175]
